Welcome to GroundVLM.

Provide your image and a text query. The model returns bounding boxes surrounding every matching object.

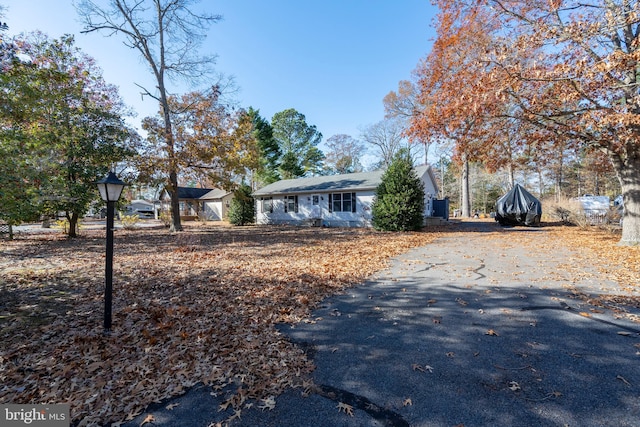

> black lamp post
[96,171,127,333]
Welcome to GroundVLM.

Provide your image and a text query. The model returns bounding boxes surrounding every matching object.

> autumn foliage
[409,0,640,244]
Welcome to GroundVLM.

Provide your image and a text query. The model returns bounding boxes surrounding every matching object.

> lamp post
[96,171,127,333]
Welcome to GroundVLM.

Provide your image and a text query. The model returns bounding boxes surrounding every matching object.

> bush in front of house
[372,149,425,231]
[228,184,255,226]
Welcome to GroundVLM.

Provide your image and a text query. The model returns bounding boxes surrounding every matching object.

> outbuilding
[160,187,233,221]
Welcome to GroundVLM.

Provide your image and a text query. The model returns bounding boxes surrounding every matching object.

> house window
[329,193,357,213]
[284,195,298,213]
[312,195,319,205]
[261,197,273,213]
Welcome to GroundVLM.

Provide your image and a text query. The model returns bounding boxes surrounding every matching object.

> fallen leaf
[140,414,155,426]
[258,396,276,411]
[165,403,179,410]
[485,329,499,336]
[403,398,412,406]
[508,381,521,391]
[427,299,437,305]
[337,402,354,416]
[218,400,232,412]
[228,409,241,421]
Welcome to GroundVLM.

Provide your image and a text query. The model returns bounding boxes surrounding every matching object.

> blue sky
[3,0,437,153]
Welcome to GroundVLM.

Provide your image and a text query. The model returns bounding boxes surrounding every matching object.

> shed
[161,187,233,221]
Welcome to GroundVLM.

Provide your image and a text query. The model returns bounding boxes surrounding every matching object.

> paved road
[124,221,640,427]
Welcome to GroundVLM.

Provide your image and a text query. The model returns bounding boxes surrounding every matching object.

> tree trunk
[68,212,79,238]
[160,83,182,233]
[440,157,446,199]
[168,170,182,232]
[538,167,544,198]
[507,163,515,188]
[461,153,471,217]
[616,155,640,246]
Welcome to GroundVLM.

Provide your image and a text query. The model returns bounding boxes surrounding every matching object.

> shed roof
[253,165,432,196]
[201,188,231,200]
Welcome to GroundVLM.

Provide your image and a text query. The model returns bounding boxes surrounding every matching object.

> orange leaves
[0,225,440,425]
[140,414,155,426]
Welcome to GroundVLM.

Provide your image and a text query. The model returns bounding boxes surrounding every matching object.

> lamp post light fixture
[96,171,127,333]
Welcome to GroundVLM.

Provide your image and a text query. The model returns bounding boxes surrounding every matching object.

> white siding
[255,166,439,227]
[256,191,375,227]
[203,194,233,221]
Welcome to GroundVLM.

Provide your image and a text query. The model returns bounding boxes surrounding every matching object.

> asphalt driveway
[124,220,640,427]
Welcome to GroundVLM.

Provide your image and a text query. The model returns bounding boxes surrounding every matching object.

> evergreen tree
[271,108,324,178]
[372,149,425,231]
[247,107,281,186]
[228,184,255,226]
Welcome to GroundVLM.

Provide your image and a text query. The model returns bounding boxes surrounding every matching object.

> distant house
[161,187,233,221]
[253,165,439,227]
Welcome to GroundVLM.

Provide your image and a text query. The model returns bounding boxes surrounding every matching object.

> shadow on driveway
[124,221,640,427]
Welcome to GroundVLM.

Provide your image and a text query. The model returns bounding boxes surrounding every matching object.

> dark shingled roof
[176,187,213,199]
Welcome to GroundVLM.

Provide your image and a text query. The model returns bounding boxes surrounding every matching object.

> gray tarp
[495,183,542,226]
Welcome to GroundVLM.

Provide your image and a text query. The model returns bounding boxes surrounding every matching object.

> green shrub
[371,150,425,231]
[228,184,255,226]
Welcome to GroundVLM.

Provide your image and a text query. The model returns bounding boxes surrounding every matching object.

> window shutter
[328,194,333,213]
[284,197,288,213]
[352,193,357,213]
[294,195,299,213]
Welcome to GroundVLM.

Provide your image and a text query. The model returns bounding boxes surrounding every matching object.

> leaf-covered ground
[546,225,640,319]
[0,223,441,425]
